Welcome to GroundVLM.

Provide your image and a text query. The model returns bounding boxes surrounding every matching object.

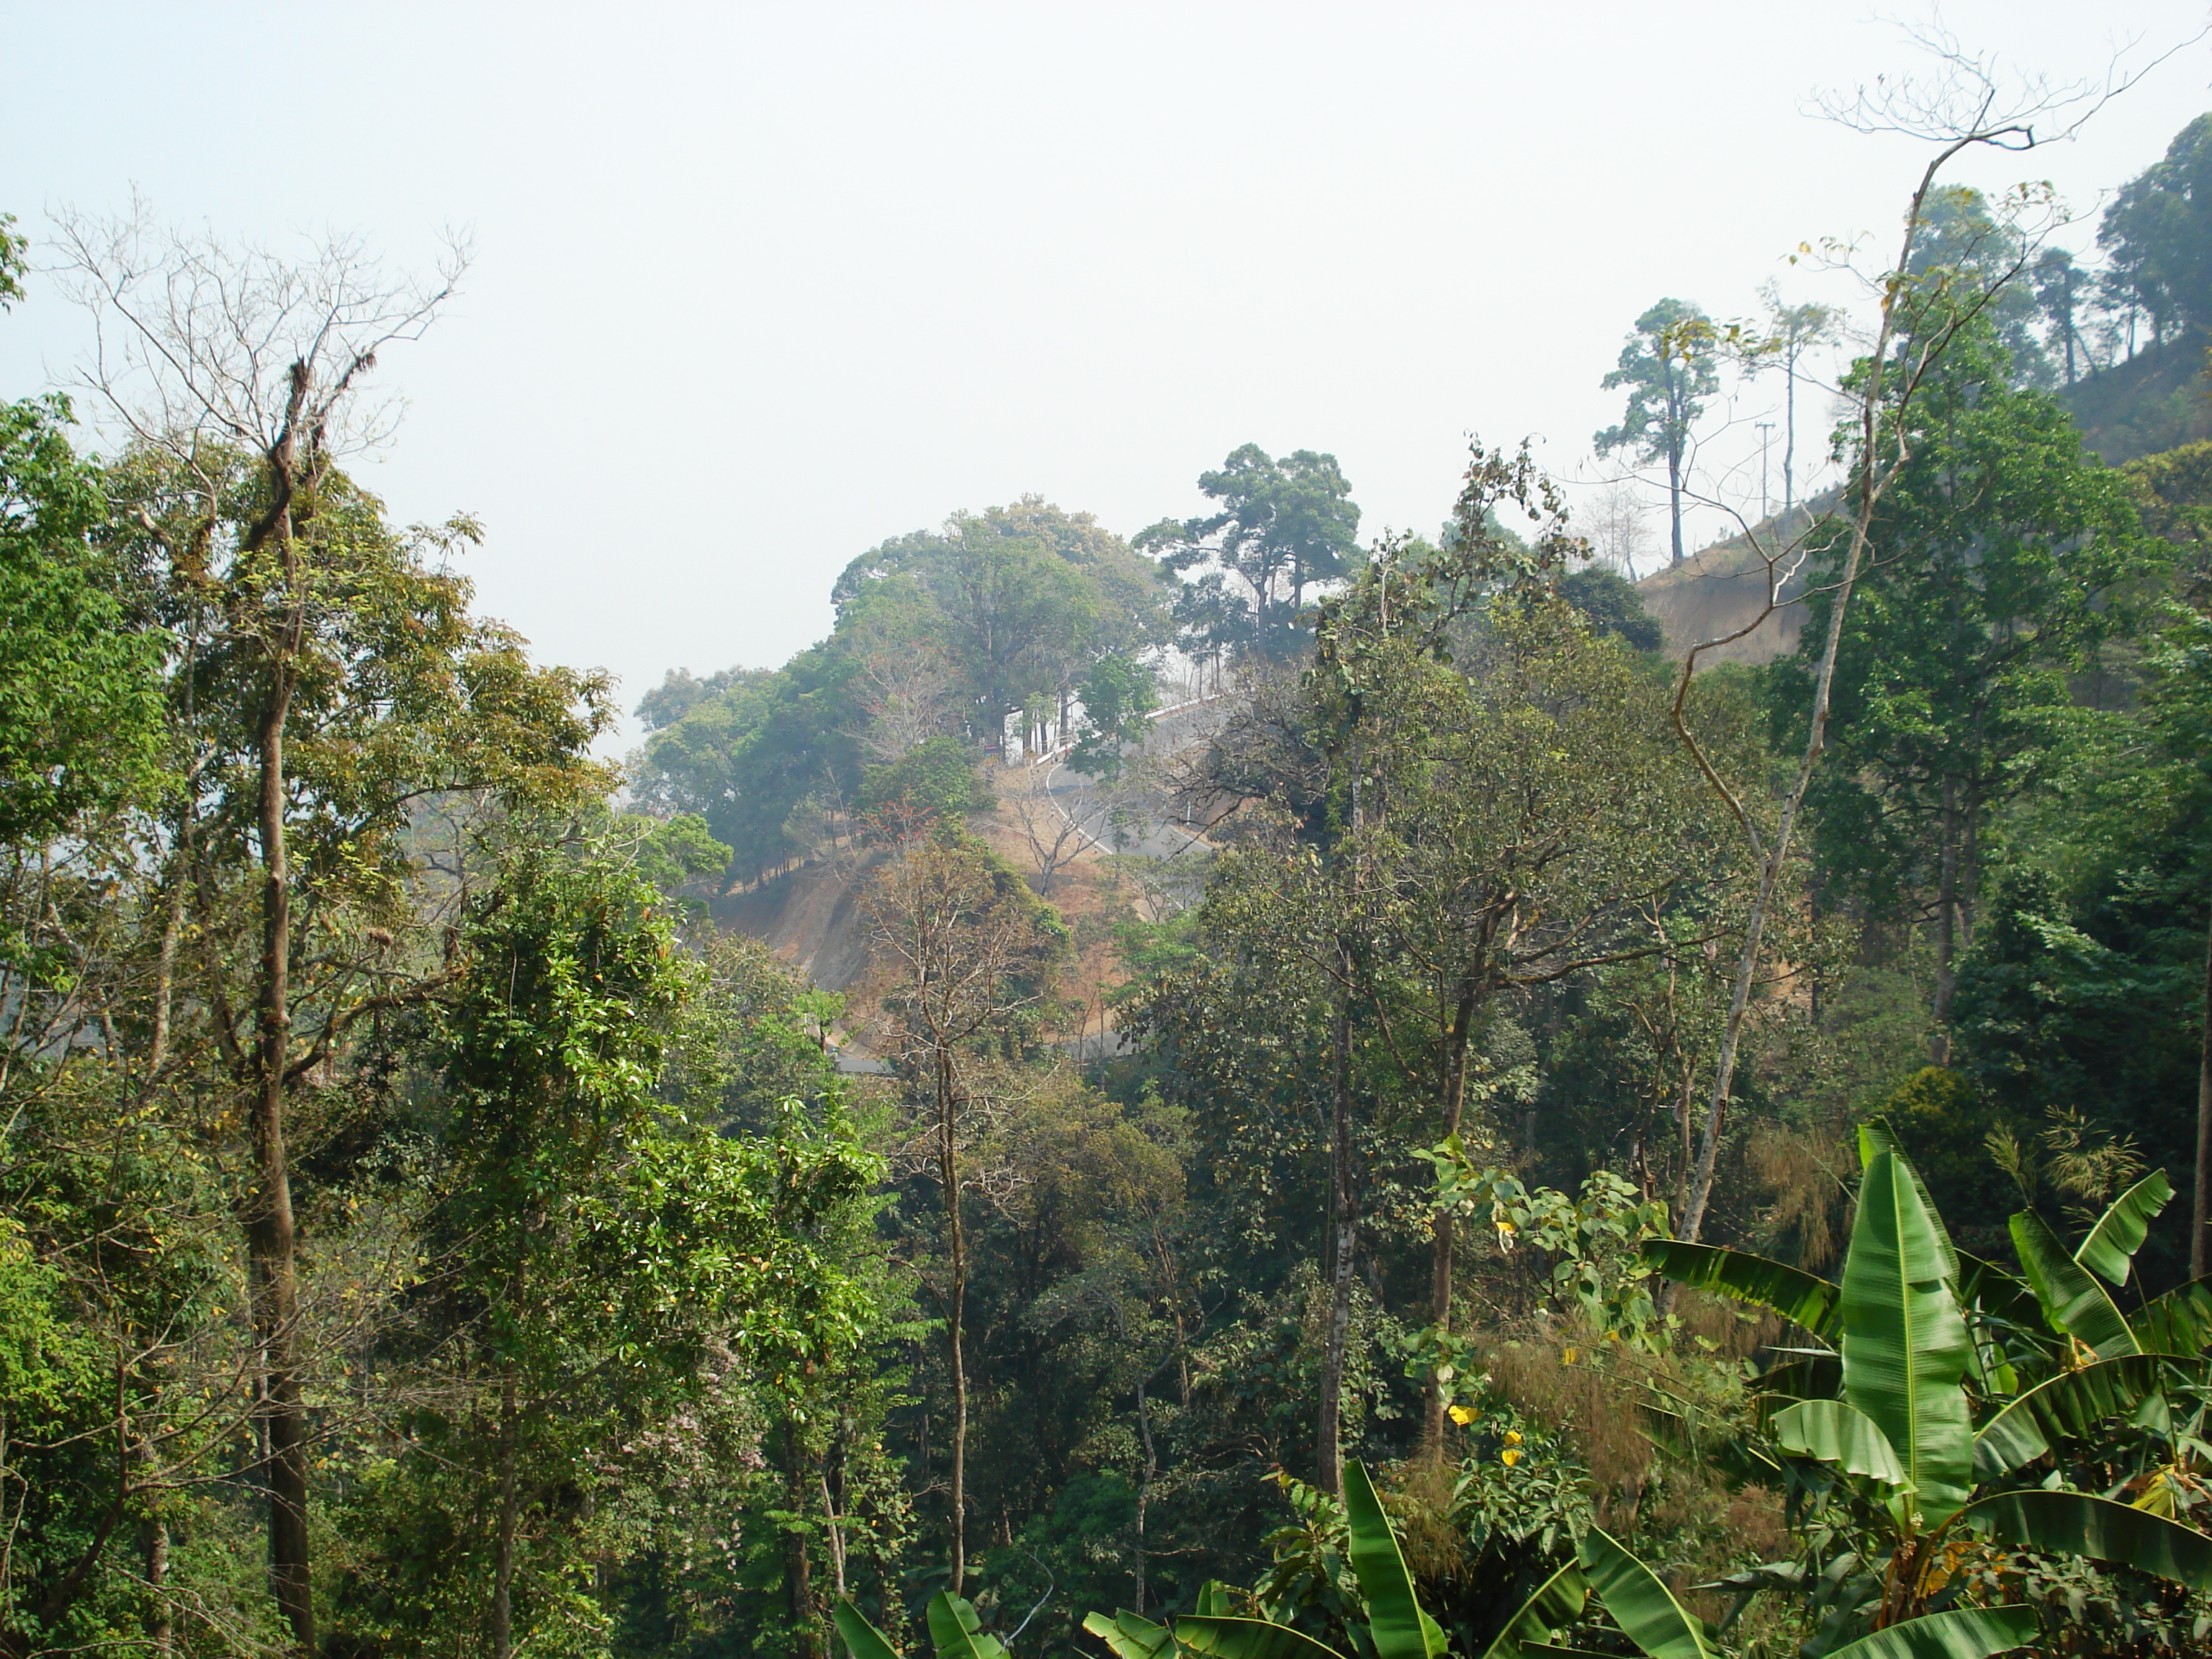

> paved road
[1038,696,1236,861]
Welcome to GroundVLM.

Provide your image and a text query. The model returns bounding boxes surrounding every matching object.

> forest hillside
[8,66,2212,1659]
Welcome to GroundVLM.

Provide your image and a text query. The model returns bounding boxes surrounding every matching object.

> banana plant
[1639,1124,2212,1652]
[835,1589,1012,1659]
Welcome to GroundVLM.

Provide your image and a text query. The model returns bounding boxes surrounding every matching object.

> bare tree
[1583,480,1655,580]
[51,202,467,1653]
[862,836,1050,1594]
[855,643,957,763]
[1670,33,2173,1246]
[1004,760,1087,894]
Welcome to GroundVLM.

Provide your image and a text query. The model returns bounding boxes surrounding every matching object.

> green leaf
[1817,1605,2039,1659]
[1839,1151,1977,1527]
[1174,1617,1349,1659]
[1771,1398,1906,1483]
[927,1593,1009,1659]
[1084,1611,1182,1659]
[2075,1170,2174,1287]
[1476,1560,1588,1659]
[2134,1272,2212,1357]
[1640,1240,1840,1339]
[2010,1210,2139,1358]
[1577,1527,1720,1659]
[1342,1462,1447,1659]
[1859,1122,1959,1283]
[837,1600,905,1659]
[1972,1354,2176,1478]
[1966,1489,2212,1589]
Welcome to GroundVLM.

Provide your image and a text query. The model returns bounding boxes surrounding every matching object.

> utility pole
[1755,421,1776,524]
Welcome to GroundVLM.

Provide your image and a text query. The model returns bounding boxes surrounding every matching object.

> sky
[4,2,2209,745]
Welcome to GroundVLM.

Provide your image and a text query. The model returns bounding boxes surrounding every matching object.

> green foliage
[1139,445,1361,660]
[1070,652,1159,780]
[0,394,167,839]
[1556,566,1662,652]
[859,734,992,833]
[2098,112,2212,343]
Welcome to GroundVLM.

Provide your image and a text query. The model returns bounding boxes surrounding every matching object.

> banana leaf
[1971,1353,2176,1479]
[1475,1559,1588,1659]
[837,1600,906,1659]
[1965,1488,2212,1589]
[1840,1152,1976,1527]
[1173,1617,1347,1659]
[1577,1527,1721,1659]
[2133,1272,2212,1357]
[1771,1398,1907,1484]
[1817,1605,2039,1659]
[1341,1462,1447,1659]
[2074,1170,2173,1287]
[1084,1611,1183,1659]
[1640,1240,1841,1338]
[2010,1210,2139,1359]
[927,1593,1010,1659]
[1858,1123,1960,1283]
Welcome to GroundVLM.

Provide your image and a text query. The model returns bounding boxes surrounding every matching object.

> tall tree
[863,832,1063,1593]
[1755,281,1840,521]
[1594,298,1719,567]
[2098,111,2212,346]
[1775,320,2162,1053]
[55,207,610,1650]
[1139,445,1360,659]
[1671,55,2139,1244]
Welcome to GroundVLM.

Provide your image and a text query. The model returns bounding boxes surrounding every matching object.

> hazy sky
[4,3,2208,742]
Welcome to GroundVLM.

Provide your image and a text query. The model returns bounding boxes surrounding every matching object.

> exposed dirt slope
[1636,512,1816,667]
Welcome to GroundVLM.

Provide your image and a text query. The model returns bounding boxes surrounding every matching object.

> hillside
[2059,331,2212,464]
[1635,507,1820,666]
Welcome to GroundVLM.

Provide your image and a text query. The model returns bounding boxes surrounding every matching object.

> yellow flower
[1501,1447,1521,1467]
[1561,1347,1578,1364]
[1447,1404,1476,1426]
[1504,1429,1522,1445]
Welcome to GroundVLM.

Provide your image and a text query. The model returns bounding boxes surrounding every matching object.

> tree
[1775,318,2163,1053]
[2098,111,2212,346]
[863,833,1064,1593]
[1140,446,1360,659]
[1595,298,1719,567]
[53,205,611,1650]
[1755,280,1840,521]
[1069,652,1159,781]
[2031,246,2090,386]
[413,826,876,1659]
[1669,45,2123,1245]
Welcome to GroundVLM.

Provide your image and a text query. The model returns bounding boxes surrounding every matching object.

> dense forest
[8,68,2212,1659]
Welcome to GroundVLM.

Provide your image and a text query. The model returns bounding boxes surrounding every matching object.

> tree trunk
[2194,908,2212,1280]
[1133,1379,1155,1615]
[820,1466,848,1599]
[783,1423,820,1659]
[1783,357,1798,523]
[1316,966,1357,1498]
[1424,980,1480,1452]
[251,666,314,1655]
[938,1048,970,1596]
[1676,147,1965,1246]
[142,1507,171,1655]
[492,1372,519,1659]
[1930,774,1961,1063]
[1666,439,1686,567]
